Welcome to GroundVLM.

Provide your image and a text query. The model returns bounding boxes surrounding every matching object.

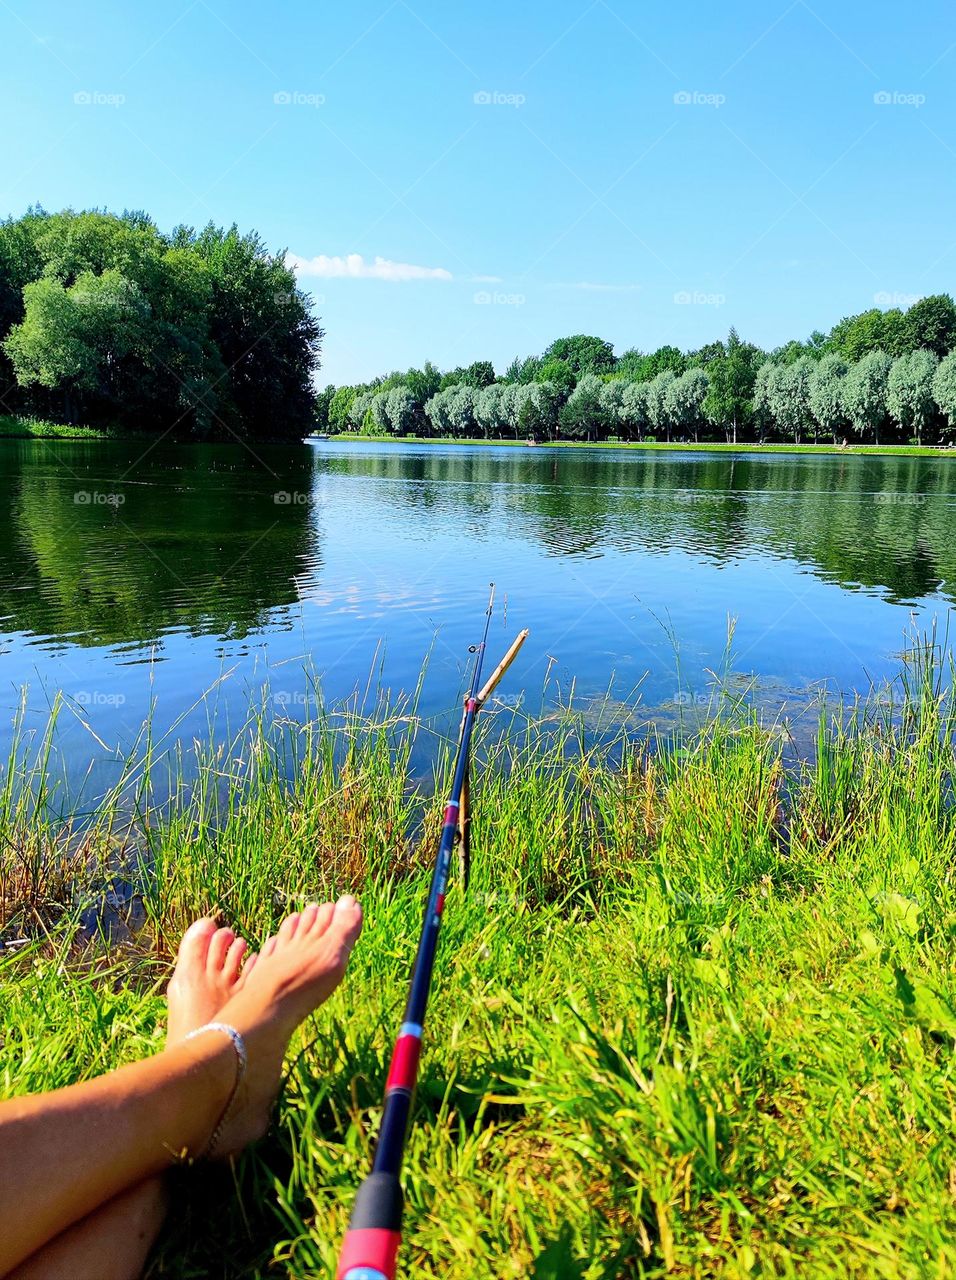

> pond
[0,438,952,786]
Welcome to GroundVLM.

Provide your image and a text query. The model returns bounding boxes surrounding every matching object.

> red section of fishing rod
[337,588,495,1280]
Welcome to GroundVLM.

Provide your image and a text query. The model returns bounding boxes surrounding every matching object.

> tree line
[319,297,956,446]
[0,208,322,439]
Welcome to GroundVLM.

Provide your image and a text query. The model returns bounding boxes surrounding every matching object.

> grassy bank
[326,432,955,458]
[1,416,950,456]
[3,665,956,1277]
[0,414,111,440]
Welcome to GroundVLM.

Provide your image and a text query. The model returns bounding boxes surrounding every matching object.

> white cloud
[286,252,453,282]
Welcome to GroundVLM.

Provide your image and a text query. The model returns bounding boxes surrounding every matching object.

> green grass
[327,432,955,458]
[1,416,948,455]
[3,654,956,1277]
[0,414,112,440]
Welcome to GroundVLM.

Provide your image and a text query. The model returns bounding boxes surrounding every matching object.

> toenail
[336,894,357,909]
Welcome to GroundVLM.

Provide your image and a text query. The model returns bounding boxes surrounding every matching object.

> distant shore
[323,432,956,459]
[4,415,951,459]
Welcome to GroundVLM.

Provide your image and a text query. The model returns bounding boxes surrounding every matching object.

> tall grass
[0,414,112,440]
[2,649,956,1277]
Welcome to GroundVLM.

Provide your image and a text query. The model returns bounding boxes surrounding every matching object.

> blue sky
[1,0,954,387]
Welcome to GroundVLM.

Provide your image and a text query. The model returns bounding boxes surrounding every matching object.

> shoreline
[3,412,951,459]
[323,433,956,459]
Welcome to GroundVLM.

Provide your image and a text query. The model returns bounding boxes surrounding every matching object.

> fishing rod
[337,584,528,1280]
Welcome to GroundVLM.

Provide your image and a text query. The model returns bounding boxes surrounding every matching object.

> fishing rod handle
[337,1172,403,1280]
[476,628,530,706]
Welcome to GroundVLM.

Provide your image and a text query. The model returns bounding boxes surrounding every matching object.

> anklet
[184,1021,248,1159]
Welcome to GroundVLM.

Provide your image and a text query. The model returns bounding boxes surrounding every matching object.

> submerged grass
[2,652,956,1277]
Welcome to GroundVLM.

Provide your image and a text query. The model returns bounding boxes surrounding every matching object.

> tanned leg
[8,920,251,1280]
[0,897,362,1277]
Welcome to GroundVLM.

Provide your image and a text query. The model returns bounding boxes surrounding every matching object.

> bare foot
[166,918,252,1045]
[204,895,363,1158]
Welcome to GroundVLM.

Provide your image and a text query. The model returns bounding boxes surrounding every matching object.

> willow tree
[385,385,417,434]
[424,389,450,435]
[500,384,521,436]
[370,392,391,432]
[751,360,776,439]
[887,349,938,445]
[808,353,849,443]
[620,380,650,441]
[474,383,504,438]
[348,390,374,430]
[598,379,626,436]
[767,357,815,444]
[647,369,677,442]
[446,384,477,437]
[665,367,709,442]
[932,352,956,439]
[517,381,560,439]
[842,351,892,445]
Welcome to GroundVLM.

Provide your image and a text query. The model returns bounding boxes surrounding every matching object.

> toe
[173,918,218,974]
[239,952,258,984]
[310,902,335,937]
[278,912,301,942]
[298,903,320,934]
[223,936,247,982]
[207,927,236,972]
[329,895,363,946]
[260,936,278,959]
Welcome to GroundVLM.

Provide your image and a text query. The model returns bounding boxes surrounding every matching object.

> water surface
[1,439,952,781]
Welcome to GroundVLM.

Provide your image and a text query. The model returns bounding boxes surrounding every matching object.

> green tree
[619,380,650,440]
[314,384,336,429]
[598,379,626,436]
[841,351,892,444]
[503,354,541,384]
[767,356,815,443]
[543,335,616,377]
[829,308,906,362]
[474,383,504,438]
[349,389,374,430]
[385,385,417,434]
[5,270,150,421]
[190,222,322,439]
[328,386,357,434]
[0,208,322,437]
[932,352,956,438]
[901,295,956,358]
[647,369,677,441]
[0,211,44,402]
[500,383,522,434]
[536,358,576,399]
[703,329,758,442]
[887,349,939,444]
[633,345,686,382]
[808,354,849,442]
[614,348,645,379]
[751,360,776,439]
[463,359,495,388]
[517,381,561,439]
[559,373,605,439]
[665,367,710,442]
[370,391,390,432]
